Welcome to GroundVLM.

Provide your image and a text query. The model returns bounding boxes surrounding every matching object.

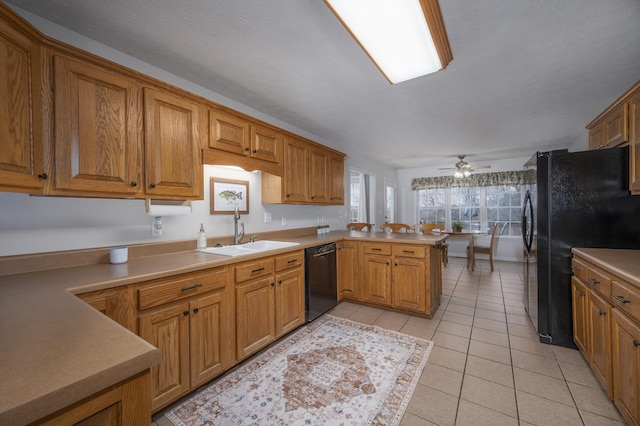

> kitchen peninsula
[0,229,446,425]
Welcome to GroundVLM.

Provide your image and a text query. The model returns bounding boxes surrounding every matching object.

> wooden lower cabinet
[78,286,137,333]
[363,254,392,306]
[571,276,589,354]
[589,288,613,398]
[235,251,305,361]
[33,371,151,426]
[612,308,640,426]
[337,240,360,300]
[393,257,426,312]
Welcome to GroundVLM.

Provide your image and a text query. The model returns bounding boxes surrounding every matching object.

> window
[384,178,397,223]
[416,185,524,236]
[350,169,375,224]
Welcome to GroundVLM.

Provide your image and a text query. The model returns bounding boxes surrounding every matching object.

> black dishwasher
[304,243,337,322]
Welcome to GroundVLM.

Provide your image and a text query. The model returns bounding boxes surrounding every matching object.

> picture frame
[210,178,249,214]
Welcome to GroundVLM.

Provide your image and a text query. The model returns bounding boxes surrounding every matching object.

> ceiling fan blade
[437,167,457,170]
[472,165,491,169]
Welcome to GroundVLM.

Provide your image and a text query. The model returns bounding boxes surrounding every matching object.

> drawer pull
[588,278,600,285]
[370,248,382,251]
[181,283,203,292]
[570,265,580,272]
[287,259,298,264]
[635,340,640,347]
[598,310,606,316]
[183,310,189,316]
[579,291,585,297]
[402,250,415,254]
[613,294,631,304]
[193,308,199,314]
[251,267,265,273]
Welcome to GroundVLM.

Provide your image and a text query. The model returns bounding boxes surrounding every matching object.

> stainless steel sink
[196,240,300,257]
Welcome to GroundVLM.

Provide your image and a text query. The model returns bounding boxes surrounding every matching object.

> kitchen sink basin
[197,240,300,257]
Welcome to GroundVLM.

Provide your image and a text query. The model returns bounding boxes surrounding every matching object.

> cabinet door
[337,240,360,300]
[283,136,309,202]
[588,289,612,398]
[392,257,426,312]
[612,309,640,426]
[0,16,44,192]
[275,268,305,336]
[604,104,629,148]
[363,255,392,306]
[309,146,329,203]
[144,87,201,198]
[630,91,640,194]
[571,277,589,355]
[250,124,282,163]
[189,288,233,387]
[78,286,137,333]
[236,277,276,360]
[209,109,249,155]
[588,124,605,150]
[328,152,345,205]
[139,302,190,411]
[53,55,142,195]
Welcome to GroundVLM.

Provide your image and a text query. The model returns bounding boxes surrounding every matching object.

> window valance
[411,169,536,190]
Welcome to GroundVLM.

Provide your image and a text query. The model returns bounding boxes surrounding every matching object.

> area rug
[165,314,433,426]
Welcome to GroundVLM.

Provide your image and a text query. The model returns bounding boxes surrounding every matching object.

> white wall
[0,6,396,257]
[397,156,532,262]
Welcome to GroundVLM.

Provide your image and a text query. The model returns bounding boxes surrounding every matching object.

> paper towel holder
[145,198,193,215]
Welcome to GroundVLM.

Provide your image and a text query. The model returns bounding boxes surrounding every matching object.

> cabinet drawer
[571,257,588,282]
[611,279,640,321]
[235,258,275,282]
[392,244,426,259]
[138,267,228,310]
[363,242,391,255]
[586,266,612,299]
[275,251,303,272]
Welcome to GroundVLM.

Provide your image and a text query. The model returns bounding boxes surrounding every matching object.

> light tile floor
[154,257,626,426]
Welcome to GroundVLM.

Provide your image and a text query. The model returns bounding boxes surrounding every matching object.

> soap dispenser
[197,223,207,249]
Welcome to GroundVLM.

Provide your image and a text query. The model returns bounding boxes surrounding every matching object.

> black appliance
[522,146,640,348]
[305,243,338,322]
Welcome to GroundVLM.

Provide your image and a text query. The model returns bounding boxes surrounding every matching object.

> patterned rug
[165,315,433,426]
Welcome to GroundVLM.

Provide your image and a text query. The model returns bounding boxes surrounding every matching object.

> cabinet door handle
[183,310,190,316]
[578,291,585,297]
[634,340,640,347]
[287,259,297,264]
[245,147,250,151]
[394,263,398,266]
[599,310,606,316]
[193,308,199,314]
[278,280,282,285]
[371,248,382,251]
[130,181,137,187]
[251,267,265,273]
[38,173,48,180]
[181,283,203,292]
[252,149,257,153]
[402,250,415,254]
[588,278,600,285]
[570,265,580,272]
[613,294,631,304]
[271,282,275,287]
[149,183,156,188]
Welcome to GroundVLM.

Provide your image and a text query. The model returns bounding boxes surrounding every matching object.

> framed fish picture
[210,178,249,214]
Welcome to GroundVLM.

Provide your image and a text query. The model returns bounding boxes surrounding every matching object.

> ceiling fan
[438,155,491,178]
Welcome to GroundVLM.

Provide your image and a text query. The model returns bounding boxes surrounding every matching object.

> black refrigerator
[522,146,640,348]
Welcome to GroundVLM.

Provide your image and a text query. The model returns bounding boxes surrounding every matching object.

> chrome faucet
[233,205,245,245]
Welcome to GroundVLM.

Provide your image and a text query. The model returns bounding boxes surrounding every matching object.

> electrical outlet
[281,217,287,227]
[152,217,162,236]
[264,212,272,223]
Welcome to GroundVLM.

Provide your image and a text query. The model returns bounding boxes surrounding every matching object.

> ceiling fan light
[463,170,471,177]
[453,170,463,178]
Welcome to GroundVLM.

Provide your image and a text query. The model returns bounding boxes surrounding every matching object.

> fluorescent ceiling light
[324,0,452,84]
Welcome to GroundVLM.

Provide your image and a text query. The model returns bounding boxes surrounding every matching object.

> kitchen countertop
[0,230,446,424]
[572,248,640,287]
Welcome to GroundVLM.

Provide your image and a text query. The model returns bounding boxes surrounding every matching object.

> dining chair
[380,223,412,233]
[412,223,448,266]
[346,222,373,231]
[466,223,501,271]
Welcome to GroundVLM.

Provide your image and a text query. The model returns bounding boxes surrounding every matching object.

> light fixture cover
[325,0,452,84]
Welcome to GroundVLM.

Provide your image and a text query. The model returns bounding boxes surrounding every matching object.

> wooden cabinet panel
[588,123,605,150]
[275,268,305,336]
[337,240,360,300]
[282,136,309,202]
[208,109,249,155]
[53,55,142,195]
[0,13,44,193]
[235,277,276,360]
[630,90,640,194]
[251,124,282,164]
[363,242,392,255]
[392,257,426,312]
[571,277,589,355]
[392,244,427,259]
[363,255,392,306]
[138,302,190,411]
[605,104,629,148]
[275,250,303,272]
[612,308,640,426]
[589,288,613,398]
[234,258,274,282]
[78,286,137,333]
[328,152,345,205]
[189,288,233,387]
[309,146,329,203]
[144,87,201,199]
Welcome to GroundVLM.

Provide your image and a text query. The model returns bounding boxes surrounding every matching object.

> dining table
[439,230,488,271]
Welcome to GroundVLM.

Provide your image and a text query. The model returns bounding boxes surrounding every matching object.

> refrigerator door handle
[522,190,534,253]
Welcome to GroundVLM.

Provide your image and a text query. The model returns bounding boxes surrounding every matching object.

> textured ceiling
[7,0,640,169]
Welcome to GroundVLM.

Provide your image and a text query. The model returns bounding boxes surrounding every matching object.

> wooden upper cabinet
[250,123,282,164]
[329,152,345,205]
[209,109,249,155]
[309,146,329,203]
[53,55,142,195]
[630,90,640,194]
[588,97,630,150]
[283,136,309,203]
[0,11,44,193]
[144,87,202,199]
